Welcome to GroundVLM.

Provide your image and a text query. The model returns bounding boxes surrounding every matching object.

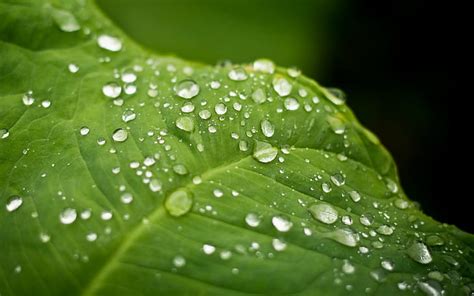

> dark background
[98,0,469,232]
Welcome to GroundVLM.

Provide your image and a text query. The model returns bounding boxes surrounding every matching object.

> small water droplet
[228,67,248,81]
[68,63,79,73]
[327,115,346,134]
[322,182,332,193]
[407,242,432,264]
[348,191,361,202]
[284,98,300,111]
[102,82,122,98]
[181,102,195,113]
[173,164,189,175]
[101,211,113,221]
[359,214,374,226]
[417,281,442,296]
[272,76,292,96]
[245,213,261,227]
[260,119,275,137]
[213,189,223,198]
[176,116,194,132]
[165,189,193,217]
[394,198,409,209]
[79,126,90,136]
[175,79,200,99]
[22,92,35,106]
[272,215,293,232]
[272,238,287,251]
[210,81,221,89]
[324,88,346,106]
[41,100,51,108]
[308,203,338,224]
[251,88,266,104]
[59,208,77,224]
[342,261,355,274]
[120,193,133,204]
[253,59,275,74]
[202,244,216,255]
[39,232,50,243]
[426,235,444,246]
[385,178,399,193]
[86,232,98,242]
[325,228,358,247]
[287,67,301,78]
[214,103,227,115]
[149,179,162,192]
[376,225,393,236]
[6,195,23,212]
[198,109,211,120]
[253,141,278,163]
[381,260,394,271]
[220,250,232,260]
[110,128,128,143]
[121,110,136,123]
[51,9,80,32]
[1,128,10,139]
[173,255,186,268]
[97,34,122,52]
[330,173,345,186]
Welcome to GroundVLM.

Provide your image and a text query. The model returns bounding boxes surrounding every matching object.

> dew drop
[97,34,122,52]
[251,88,266,104]
[59,208,77,224]
[198,110,211,120]
[165,189,193,217]
[407,242,432,264]
[426,235,444,246]
[359,214,374,226]
[253,59,275,74]
[324,88,346,106]
[245,213,261,227]
[121,110,136,123]
[176,116,194,132]
[80,126,90,136]
[213,189,223,198]
[39,232,51,243]
[308,203,338,224]
[101,211,113,221]
[284,98,300,111]
[327,115,346,134]
[330,173,345,186]
[272,76,292,96]
[214,103,227,115]
[272,215,293,232]
[394,198,409,209]
[175,79,200,99]
[322,182,332,193]
[349,191,361,202]
[417,281,442,296]
[41,100,51,108]
[376,225,394,236]
[112,128,128,142]
[325,228,358,247]
[68,63,79,73]
[381,260,394,271]
[202,244,216,255]
[0,129,10,139]
[120,193,133,204]
[342,261,355,274]
[51,9,80,32]
[102,82,122,98]
[253,141,278,163]
[86,232,98,242]
[210,81,221,89]
[149,179,162,192]
[287,67,301,78]
[181,102,195,113]
[385,178,399,193]
[173,164,188,175]
[6,195,23,212]
[272,238,287,251]
[260,119,275,137]
[173,255,186,268]
[228,67,248,81]
[22,93,35,106]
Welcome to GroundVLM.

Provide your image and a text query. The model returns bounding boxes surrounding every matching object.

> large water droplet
[6,196,23,212]
[175,79,200,99]
[324,88,346,106]
[260,119,275,138]
[176,116,194,132]
[272,76,292,96]
[22,92,35,106]
[112,128,128,142]
[349,191,361,202]
[253,141,278,163]
[309,203,338,224]
[325,228,358,247]
[407,242,432,264]
[97,34,122,52]
[122,110,136,123]
[245,213,261,227]
[330,173,345,186]
[214,103,227,115]
[51,9,80,32]
[165,189,193,217]
[272,215,293,232]
[228,67,248,81]
[253,59,275,74]
[102,82,122,98]
[59,208,77,224]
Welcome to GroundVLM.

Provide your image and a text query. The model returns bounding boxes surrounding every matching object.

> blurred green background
[97,0,466,231]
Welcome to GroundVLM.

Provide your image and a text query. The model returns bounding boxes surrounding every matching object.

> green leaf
[0,1,472,295]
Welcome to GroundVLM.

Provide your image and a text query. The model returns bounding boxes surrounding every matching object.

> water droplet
[287,67,301,78]
[176,116,194,132]
[97,34,122,52]
[253,59,275,74]
[39,232,50,243]
[220,250,232,260]
[381,260,394,271]
[22,92,35,106]
[308,203,338,224]
[202,244,216,255]
[210,81,221,89]
[342,261,355,274]
[272,76,292,96]
[165,189,193,217]
[272,238,287,251]
[330,173,345,186]
[245,213,261,227]
[149,179,162,192]
[376,225,393,236]
[40,100,51,108]
[349,191,361,202]
[284,98,300,110]
[251,88,266,104]
[173,255,186,267]
[173,164,188,175]
[120,193,133,204]
[6,196,23,212]
[417,281,442,296]
[239,140,249,152]
[325,228,358,247]
[122,110,136,123]
[175,79,200,99]
[181,102,195,113]
[101,211,113,221]
[112,128,128,142]
[80,209,91,220]
[385,178,398,193]
[198,110,211,120]
[59,208,77,224]
[327,115,346,134]
[51,9,80,32]
[394,198,409,209]
[79,126,90,136]
[86,232,98,242]
[324,88,346,106]
[260,119,275,137]
[407,242,432,264]
[228,67,248,81]
[68,63,79,73]
[359,214,374,226]
[272,215,293,232]
[102,82,122,98]
[253,141,278,163]
[1,129,10,139]
[426,235,444,246]
[121,70,137,83]
[214,103,227,115]
[321,182,332,193]
[213,189,223,198]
